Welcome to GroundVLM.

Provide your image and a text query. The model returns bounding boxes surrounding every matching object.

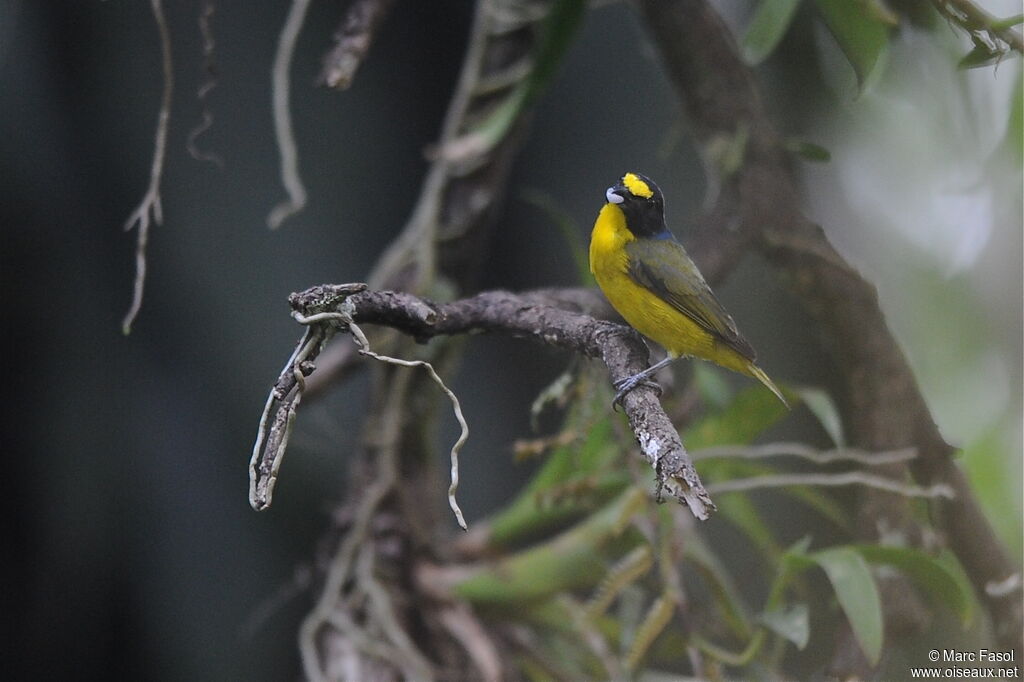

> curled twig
[345,318,470,531]
[249,283,470,530]
[122,0,173,335]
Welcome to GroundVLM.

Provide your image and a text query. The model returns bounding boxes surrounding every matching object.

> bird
[589,171,787,408]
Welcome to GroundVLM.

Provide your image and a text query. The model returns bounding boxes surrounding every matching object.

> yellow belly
[589,204,750,376]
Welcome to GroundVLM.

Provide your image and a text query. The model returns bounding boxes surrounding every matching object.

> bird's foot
[612,375,662,410]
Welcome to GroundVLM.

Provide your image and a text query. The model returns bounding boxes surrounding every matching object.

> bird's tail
[747,363,789,409]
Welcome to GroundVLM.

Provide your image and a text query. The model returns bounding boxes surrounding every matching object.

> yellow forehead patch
[622,172,653,199]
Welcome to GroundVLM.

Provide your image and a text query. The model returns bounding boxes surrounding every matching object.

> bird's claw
[611,377,662,411]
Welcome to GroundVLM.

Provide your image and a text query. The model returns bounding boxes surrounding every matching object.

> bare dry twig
[706,471,955,499]
[249,283,368,511]
[693,443,919,466]
[344,316,471,531]
[122,0,173,334]
[249,284,471,531]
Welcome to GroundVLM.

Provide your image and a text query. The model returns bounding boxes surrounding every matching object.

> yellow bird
[589,172,787,407]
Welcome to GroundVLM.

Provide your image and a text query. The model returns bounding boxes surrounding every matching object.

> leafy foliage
[445,366,984,677]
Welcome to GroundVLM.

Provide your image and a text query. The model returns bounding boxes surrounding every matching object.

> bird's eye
[606,187,624,204]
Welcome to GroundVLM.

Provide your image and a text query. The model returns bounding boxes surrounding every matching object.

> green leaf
[810,547,883,664]
[685,534,754,639]
[991,13,1024,30]
[742,0,803,65]
[777,481,849,529]
[958,43,1003,70]
[444,0,586,159]
[714,492,780,558]
[960,420,1024,559]
[455,489,647,606]
[487,415,626,548]
[1000,69,1022,166]
[812,0,892,87]
[785,138,832,162]
[798,387,845,447]
[786,535,813,559]
[853,545,974,626]
[758,603,810,649]
[684,384,795,450]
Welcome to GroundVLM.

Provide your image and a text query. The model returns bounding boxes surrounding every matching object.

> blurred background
[4,0,1019,679]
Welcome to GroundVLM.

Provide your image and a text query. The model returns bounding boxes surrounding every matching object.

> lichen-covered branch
[275,284,714,520]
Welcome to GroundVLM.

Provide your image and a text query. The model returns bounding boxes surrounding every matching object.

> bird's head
[604,172,668,238]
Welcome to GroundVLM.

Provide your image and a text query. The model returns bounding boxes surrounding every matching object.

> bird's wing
[625,238,756,361]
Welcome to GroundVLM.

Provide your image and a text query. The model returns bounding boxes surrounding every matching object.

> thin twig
[692,443,919,466]
[122,0,173,334]
[346,318,470,531]
[186,0,223,168]
[250,283,470,529]
[267,0,310,229]
[706,471,956,499]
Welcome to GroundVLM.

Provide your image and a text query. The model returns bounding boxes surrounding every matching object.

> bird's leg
[612,356,675,409]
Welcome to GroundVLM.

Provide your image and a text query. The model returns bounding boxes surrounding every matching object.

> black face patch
[607,173,667,238]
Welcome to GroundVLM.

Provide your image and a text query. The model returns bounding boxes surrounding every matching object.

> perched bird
[589,171,787,408]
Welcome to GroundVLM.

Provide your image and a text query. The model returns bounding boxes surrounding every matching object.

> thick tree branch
[638,0,1021,665]
[307,285,715,519]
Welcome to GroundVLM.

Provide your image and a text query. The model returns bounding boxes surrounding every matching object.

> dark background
[5,1,1019,680]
